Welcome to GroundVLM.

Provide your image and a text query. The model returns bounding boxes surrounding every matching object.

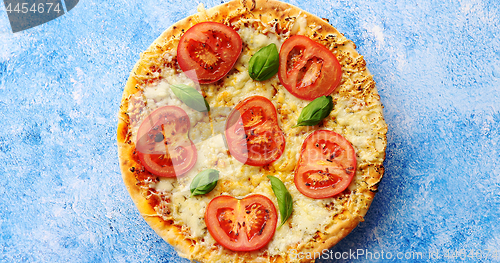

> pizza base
[117,0,387,262]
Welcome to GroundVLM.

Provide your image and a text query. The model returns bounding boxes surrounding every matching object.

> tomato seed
[154,133,164,142]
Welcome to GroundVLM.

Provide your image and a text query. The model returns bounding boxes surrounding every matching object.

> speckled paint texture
[1,0,499,262]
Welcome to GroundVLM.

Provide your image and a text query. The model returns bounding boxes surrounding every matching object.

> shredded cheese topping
[125,13,386,259]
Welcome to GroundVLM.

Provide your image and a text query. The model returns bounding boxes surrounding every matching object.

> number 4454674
[6,3,62,14]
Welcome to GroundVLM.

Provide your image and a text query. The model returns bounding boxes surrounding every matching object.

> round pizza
[117,0,388,262]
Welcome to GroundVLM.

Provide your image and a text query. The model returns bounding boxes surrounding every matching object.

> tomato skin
[136,106,197,177]
[295,130,356,199]
[177,22,242,84]
[225,96,286,166]
[205,194,278,252]
[278,35,342,101]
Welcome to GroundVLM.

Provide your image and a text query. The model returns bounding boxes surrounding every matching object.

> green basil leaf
[248,43,280,81]
[170,84,210,112]
[293,95,334,127]
[267,175,293,229]
[190,169,219,197]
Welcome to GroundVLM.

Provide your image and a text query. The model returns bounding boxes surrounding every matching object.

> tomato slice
[278,35,342,101]
[177,22,242,84]
[205,195,278,251]
[295,130,356,199]
[136,106,197,177]
[225,96,286,166]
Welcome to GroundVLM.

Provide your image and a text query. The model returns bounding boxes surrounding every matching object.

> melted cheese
[128,69,209,143]
[290,15,308,35]
[129,15,386,258]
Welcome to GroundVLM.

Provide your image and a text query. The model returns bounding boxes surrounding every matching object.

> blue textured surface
[1,0,499,262]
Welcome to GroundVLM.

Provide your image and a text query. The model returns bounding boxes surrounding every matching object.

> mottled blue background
[1,0,499,262]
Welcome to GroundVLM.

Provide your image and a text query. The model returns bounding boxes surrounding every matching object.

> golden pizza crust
[117,0,387,262]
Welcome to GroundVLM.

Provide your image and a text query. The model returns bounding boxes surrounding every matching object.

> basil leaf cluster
[170,84,210,112]
[293,95,334,127]
[190,169,219,197]
[248,43,280,81]
[268,175,293,229]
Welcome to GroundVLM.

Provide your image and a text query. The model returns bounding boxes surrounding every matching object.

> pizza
[117,0,388,262]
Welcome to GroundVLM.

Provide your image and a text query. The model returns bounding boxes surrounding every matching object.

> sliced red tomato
[205,194,278,251]
[278,35,342,101]
[136,106,197,177]
[225,96,285,166]
[177,22,242,84]
[295,130,356,199]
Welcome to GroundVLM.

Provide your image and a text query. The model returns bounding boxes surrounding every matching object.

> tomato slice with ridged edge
[136,106,197,177]
[295,130,356,199]
[225,96,286,166]
[278,35,342,101]
[205,195,278,252]
[177,22,242,84]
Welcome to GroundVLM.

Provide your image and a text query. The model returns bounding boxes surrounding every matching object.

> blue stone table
[1,0,499,262]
